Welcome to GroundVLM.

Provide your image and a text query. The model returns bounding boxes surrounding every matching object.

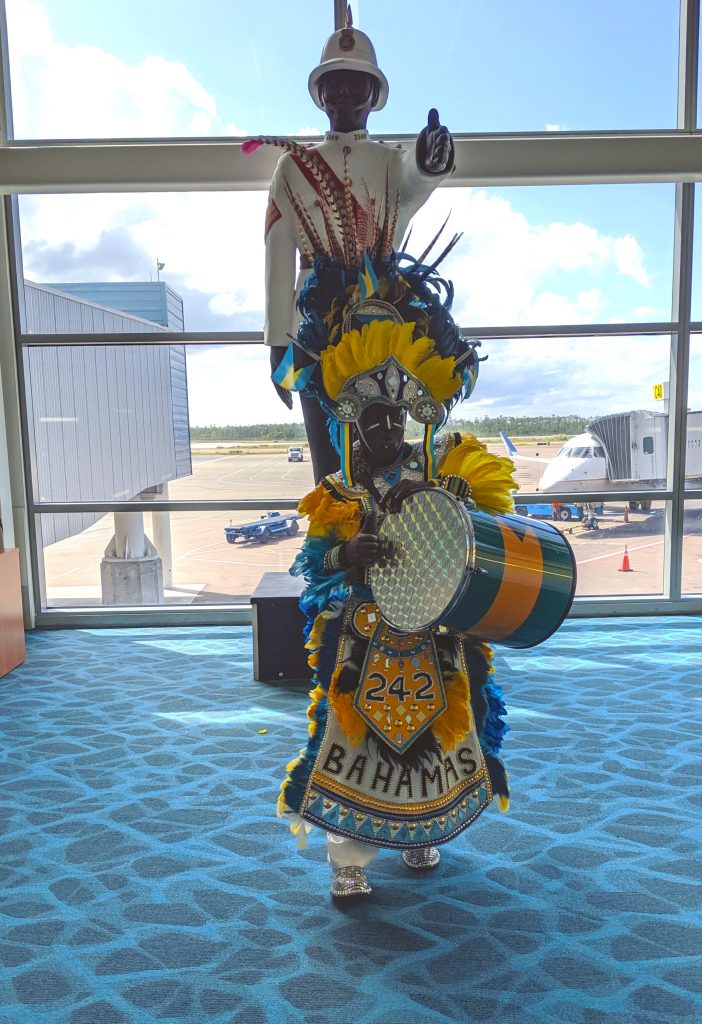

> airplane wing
[500,432,548,463]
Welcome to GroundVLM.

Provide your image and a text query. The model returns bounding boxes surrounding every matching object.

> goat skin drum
[369,488,576,648]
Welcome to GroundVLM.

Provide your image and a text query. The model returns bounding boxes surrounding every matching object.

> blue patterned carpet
[1,619,701,1024]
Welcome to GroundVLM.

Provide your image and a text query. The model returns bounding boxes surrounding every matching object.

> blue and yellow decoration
[271,248,483,486]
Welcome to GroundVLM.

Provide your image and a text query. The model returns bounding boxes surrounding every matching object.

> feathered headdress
[273,242,482,485]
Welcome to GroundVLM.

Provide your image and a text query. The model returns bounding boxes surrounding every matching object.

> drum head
[370,488,471,632]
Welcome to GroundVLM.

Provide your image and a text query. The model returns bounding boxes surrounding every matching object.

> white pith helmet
[308,7,389,112]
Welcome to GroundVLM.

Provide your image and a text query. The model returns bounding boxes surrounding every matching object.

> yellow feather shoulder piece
[298,483,362,540]
[439,434,517,514]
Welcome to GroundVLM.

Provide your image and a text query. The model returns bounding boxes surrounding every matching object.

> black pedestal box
[251,572,310,683]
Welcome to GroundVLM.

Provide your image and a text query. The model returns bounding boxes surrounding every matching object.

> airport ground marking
[577,539,663,565]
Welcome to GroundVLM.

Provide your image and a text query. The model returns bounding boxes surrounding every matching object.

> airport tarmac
[42,444,702,606]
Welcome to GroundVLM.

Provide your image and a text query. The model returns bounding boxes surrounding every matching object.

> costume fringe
[278,609,344,828]
[430,670,473,752]
[328,667,367,746]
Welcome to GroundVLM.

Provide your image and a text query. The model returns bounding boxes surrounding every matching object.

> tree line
[191,415,589,442]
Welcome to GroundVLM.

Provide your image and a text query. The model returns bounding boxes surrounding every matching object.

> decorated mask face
[357,403,407,467]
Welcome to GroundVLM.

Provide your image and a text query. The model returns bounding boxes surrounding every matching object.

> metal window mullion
[333,0,347,30]
[661,0,699,599]
[665,182,694,601]
[17,332,263,346]
[8,135,702,194]
[33,499,303,513]
[0,0,13,145]
[17,322,675,348]
[678,0,700,130]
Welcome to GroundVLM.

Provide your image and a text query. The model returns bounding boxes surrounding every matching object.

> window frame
[1,0,701,626]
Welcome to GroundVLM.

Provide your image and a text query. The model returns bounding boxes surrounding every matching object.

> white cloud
[405,189,652,327]
[6,0,246,138]
[545,123,561,132]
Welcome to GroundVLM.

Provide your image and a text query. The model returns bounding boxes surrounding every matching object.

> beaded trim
[323,544,346,573]
[440,474,473,502]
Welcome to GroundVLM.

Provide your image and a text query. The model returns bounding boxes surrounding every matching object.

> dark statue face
[318,70,378,131]
[357,403,407,467]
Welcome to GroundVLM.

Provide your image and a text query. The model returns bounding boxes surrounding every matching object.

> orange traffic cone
[619,545,633,572]
[623,507,629,524]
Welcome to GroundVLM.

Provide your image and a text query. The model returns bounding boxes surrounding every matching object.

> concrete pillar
[113,510,146,558]
[151,482,173,588]
[101,510,163,605]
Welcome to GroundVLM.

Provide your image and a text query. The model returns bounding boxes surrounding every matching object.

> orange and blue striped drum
[370,488,576,649]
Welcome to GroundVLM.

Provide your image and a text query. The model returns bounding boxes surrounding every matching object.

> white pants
[326,833,380,869]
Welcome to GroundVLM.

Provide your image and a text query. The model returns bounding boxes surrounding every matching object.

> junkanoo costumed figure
[266,157,525,893]
[246,7,455,483]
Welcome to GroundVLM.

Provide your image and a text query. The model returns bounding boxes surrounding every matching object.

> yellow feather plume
[320,320,461,404]
[439,436,518,514]
[299,482,362,540]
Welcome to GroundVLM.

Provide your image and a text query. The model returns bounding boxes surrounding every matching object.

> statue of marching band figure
[246,11,575,898]
[254,7,455,483]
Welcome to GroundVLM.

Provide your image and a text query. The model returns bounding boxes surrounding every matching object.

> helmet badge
[339,4,355,50]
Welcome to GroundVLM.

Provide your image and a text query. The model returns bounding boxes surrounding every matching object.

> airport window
[408,184,674,329]
[37,508,309,609]
[4,0,331,139]
[682,501,702,595]
[360,0,679,133]
[16,192,267,335]
[2,0,701,622]
[549,500,665,598]
[22,343,313,506]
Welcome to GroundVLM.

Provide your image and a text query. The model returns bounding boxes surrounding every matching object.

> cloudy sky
[7,0,701,425]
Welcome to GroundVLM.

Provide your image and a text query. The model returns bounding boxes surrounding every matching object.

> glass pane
[6,0,331,139]
[682,500,702,594]
[39,508,308,608]
[17,183,673,339]
[559,499,665,597]
[451,336,672,497]
[410,184,674,328]
[23,344,314,505]
[17,192,267,335]
[360,1,679,133]
[686,335,702,490]
[39,498,666,609]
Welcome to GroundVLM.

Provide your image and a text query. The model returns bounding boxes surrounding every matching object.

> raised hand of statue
[269,346,293,410]
[419,108,453,175]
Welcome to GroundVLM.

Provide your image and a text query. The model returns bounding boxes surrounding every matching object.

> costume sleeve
[437,433,517,514]
[263,155,298,347]
[289,482,362,619]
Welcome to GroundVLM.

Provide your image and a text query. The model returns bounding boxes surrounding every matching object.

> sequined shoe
[330,866,373,897]
[402,846,441,870]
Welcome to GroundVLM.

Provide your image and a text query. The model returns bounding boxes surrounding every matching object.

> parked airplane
[501,408,702,506]
[500,429,610,494]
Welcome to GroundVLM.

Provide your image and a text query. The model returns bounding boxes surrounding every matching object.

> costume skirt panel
[297,595,493,849]
[300,708,492,849]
